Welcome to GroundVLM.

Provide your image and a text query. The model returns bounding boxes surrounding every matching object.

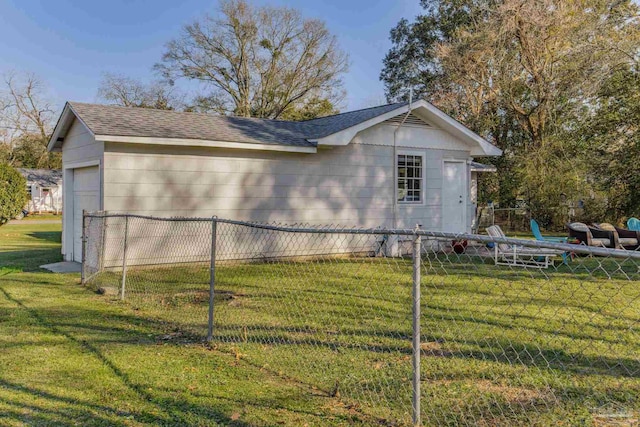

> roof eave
[470,162,498,173]
[47,103,97,152]
[47,103,71,152]
[96,135,317,154]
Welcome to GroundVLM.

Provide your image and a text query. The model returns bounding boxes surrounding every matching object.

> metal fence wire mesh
[82,212,640,426]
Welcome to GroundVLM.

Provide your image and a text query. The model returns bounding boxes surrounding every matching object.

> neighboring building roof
[17,168,62,187]
[470,162,497,173]
[48,100,502,157]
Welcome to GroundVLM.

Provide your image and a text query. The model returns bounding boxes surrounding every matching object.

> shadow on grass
[79,255,640,423]
[0,248,62,272]
[0,379,146,427]
[0,285,254,427]
[210,322,640,380]
[27,231,62,244]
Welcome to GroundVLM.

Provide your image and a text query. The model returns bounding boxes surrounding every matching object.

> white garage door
[73,166,99,262]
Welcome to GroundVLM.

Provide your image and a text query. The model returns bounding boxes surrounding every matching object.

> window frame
[396,150,426,205]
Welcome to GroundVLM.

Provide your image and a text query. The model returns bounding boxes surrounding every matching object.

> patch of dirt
[166,289,245,305]
[420,340,455,357]
[155,329,203,344]
[592,404,639,427]
[322,399,400,426]
[97,286,119,296]
[474,379,554,406]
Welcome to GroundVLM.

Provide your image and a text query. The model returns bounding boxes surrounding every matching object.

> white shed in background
[17,168,63,214]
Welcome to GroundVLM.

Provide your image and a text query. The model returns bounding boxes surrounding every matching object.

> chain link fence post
[120,215,129,301]
[99,212,107,273]
[207,216,217,342]
[81,209,86,284]
[412,224,422,427]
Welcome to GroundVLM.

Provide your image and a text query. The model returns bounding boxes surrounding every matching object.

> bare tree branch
[155,0,348,119]
[97,73,184,110]
[0,71,60,168]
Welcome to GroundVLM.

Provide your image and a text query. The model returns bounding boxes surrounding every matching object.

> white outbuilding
[47,100,501,262]
[17,168,63,215]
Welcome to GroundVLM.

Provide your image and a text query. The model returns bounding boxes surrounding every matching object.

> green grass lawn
[89,236,640,426]
[0,223,369,426]
[1,222,639,426]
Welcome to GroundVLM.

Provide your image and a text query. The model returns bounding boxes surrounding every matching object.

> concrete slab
[40,261,81,273]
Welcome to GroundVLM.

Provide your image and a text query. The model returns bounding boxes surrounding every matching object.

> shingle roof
[300,101,408,139]
[17,168,62,187]
[67,101,409,148]
[469,161,497,173]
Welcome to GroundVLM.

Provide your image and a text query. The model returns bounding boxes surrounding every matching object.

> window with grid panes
[397,154,423,203]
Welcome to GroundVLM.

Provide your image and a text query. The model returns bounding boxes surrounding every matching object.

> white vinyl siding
[61,119,103,165]
[351,121,471,152]
[102,122,472,232]
[103,142,395,227]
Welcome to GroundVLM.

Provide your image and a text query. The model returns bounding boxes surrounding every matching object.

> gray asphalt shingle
[17,168,62,187]
[68,101,409,148]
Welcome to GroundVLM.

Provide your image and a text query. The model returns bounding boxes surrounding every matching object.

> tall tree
[382,0,640,223]
[156,0,348,119]
[0,163,28,226]
[579,67,640,220]
[381,0,491,103]
[0,72,60,169]
[97,73,183,110]
[0,72,53,143]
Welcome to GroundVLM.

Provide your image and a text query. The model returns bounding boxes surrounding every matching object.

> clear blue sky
[0,0,423,112]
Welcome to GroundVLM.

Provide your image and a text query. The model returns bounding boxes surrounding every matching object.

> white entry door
[73,166,99,262]
[442,161,466,233]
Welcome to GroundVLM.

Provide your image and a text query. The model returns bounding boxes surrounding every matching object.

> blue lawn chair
[530,219,569,264]
[530,219,568,243]
[627,217,640,231]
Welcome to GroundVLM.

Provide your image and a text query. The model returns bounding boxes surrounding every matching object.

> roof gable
[382,111,434,127]
[309,100,502,157]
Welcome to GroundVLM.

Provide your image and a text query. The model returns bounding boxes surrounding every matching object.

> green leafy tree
[381,0,490,102]
[0,163,28,225]
[11,133,61,169]
[0,142,11,164]
[578,67,640,221]
[382,0,640,226]
[279,97,338,121]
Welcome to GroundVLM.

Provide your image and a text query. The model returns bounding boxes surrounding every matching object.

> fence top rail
[84,211,640,260]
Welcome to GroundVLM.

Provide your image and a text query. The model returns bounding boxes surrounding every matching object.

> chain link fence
[82,211,640,426]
